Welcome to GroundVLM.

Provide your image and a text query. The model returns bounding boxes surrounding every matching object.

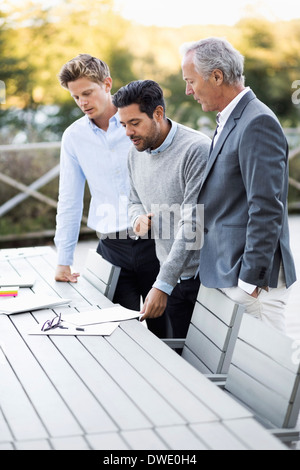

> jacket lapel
[201,90,256,187]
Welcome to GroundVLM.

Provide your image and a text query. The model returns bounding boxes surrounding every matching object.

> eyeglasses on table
[41,313,62,332]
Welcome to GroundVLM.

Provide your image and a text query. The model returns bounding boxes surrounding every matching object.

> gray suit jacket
[198,90,296,289]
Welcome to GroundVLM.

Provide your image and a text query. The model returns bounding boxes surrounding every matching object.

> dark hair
[113,80,166,119]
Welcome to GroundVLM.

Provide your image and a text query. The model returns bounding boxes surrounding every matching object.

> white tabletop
[0,247,287,450]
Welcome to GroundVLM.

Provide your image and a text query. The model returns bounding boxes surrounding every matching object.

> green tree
[237,18,300,125]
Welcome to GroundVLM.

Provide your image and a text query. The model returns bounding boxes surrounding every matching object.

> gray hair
[181,37,245,86]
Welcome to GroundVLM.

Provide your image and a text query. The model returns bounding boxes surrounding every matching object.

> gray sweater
[128,121,211,291]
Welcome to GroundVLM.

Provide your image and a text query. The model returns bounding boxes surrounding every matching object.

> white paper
[0,276,36,288]
[29,321,119,336]
[0,295,71,314]
[64,306,140,326]
[0,247,51,261]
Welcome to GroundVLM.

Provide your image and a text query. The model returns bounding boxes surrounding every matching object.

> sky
[114,0,300,27]
[3,0,300,27]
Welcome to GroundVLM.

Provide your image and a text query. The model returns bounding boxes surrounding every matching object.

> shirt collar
[218,87,251,126]
[87,111,121,132]
[147,119,178,155]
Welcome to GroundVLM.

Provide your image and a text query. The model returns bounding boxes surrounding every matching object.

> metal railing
[0,142,92,243]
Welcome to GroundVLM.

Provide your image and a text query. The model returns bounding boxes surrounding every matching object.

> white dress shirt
[54,113,132,266]
[213,87,250,148]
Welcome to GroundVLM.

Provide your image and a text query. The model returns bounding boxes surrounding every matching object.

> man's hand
[55,265,80,283]
[250,286,269,298]
[140,287,168,321]
[250,286,259,298]
[134,213,154,237]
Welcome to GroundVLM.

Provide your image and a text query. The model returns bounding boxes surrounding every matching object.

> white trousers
[221,265,292,334]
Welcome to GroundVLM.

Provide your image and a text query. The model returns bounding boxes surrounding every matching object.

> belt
[97,228,138,240]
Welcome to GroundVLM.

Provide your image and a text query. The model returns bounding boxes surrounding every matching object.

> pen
[76,327,85,331]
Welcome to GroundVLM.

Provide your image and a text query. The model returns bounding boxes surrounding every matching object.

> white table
[0,247,287,450]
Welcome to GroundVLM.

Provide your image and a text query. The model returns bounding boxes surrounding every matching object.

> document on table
[64,306,141,326]
[0,247,51,261]
[0,275,36,288]
[28,305,140,336]
[0,295,71,314]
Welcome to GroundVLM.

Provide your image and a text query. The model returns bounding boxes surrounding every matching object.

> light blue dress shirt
[54,113,132,266]
[146,119,178,155]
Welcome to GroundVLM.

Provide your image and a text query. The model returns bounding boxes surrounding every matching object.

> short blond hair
[59,54,110,89]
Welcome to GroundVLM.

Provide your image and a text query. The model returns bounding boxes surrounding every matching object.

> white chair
[164,284,244,381]
[82,249,121,301]
[222,313,300,445]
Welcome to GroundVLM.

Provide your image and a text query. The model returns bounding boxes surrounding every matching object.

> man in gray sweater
[113,80,210,337]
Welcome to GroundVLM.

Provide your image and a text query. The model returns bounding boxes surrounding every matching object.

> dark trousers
[165,276,200,338]
[97,236,168,338]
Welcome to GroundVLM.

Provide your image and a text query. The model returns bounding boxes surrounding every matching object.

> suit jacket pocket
[220,224,247,267]
[222,223,247,228]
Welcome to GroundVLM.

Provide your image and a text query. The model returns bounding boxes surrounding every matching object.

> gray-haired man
[181,37,296,332]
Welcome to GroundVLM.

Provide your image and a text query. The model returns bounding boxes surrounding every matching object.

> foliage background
[0,0,300,243]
